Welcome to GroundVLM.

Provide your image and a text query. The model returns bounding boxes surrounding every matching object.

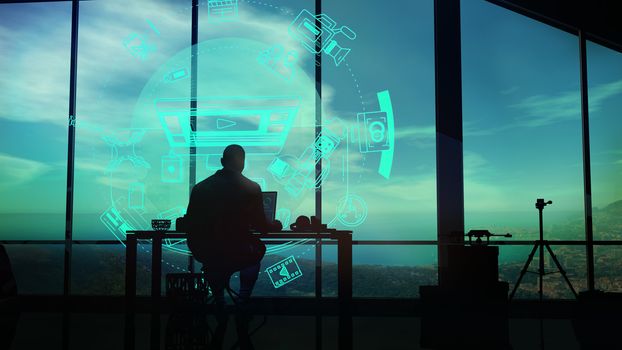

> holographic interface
[266,255,303,288]
[87,4,401,285]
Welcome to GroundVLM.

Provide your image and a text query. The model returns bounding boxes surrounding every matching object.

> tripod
[509,199,578,301]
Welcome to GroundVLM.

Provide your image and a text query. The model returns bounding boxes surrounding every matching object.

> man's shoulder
[240,175,262,192]
[192,173,219,190]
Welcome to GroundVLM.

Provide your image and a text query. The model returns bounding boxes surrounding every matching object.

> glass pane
[502,244,586,299]
[595,246,622,292]
[587,41,622,241]
[351,246,437,298]
[321,0,436,240]
[72,245,128,295]
[0,3,70,240]
[253,243,315,297]
[4,244,63,295]
[197,0,316,222]
[462,1,585,244]
[73,0,192,245]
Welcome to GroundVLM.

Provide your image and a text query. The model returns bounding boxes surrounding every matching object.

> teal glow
[377,90,395,179]
[156,96,300,154]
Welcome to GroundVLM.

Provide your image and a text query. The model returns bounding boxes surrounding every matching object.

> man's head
[221,144,245,173]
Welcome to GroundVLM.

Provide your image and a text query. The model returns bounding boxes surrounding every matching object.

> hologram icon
[102,130,151,172]
[266,255,302,288]
[164,68,189,82]
[257,45,298,81]
[161,152,183,183]
[357,111,390,153]
[100,206,134,244]
[357,90,394,179]
[123,19,159,61]
[128,182,145,209]
[267,157,291,179]
[273,130,339,197]
[123,33,156,61]
[336,194,368,227]
[288,9,356,66]
[207,0,238,22]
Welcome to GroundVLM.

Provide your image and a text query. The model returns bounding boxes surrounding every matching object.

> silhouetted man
[186,144,280,307]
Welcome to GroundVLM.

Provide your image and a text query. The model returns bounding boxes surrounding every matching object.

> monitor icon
[156,96,300,155]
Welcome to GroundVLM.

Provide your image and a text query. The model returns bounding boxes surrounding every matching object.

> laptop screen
[261,191,277,222]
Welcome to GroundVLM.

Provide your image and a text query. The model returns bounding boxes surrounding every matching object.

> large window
[0,2,71,294]
[2,0,622,299]
[587,41,622,291]
[461,1,586,298]
[319,0,436,297]
[0,3,70,240]
[72,0,192,294]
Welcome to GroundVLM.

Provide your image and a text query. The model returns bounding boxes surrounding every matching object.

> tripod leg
[544,244,578,298]
[510,243,540,300]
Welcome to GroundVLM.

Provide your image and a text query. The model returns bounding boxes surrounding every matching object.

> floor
[5,312,582,350]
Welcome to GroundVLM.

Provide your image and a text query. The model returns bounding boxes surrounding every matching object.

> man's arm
[185,186,199,233]
[249,184,281,233]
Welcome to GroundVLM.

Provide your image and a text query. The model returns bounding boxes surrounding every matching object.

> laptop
[262,191,277,222]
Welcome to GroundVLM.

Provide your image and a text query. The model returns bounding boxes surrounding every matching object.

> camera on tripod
[535,198,552,210]
[510,197,577,300]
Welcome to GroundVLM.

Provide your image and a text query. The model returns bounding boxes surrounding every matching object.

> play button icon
[279,266,289,277]
[216,118,237,130]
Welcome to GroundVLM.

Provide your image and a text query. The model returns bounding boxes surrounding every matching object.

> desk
[124,229,353,349]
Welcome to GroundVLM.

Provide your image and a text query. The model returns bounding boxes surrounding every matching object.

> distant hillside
[6,199,622,298]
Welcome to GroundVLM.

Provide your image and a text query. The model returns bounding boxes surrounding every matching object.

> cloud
[499,86,519,95]
[0,152,51,189]
[510,80,622,127]
[394,125,434,140]
[320,171,437,215]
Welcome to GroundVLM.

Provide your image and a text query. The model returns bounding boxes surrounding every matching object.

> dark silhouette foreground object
[0,244,19,350]
[510,199,577,300]
[183,145,278,347]
[420,244,511,349]
[572,290,622,349]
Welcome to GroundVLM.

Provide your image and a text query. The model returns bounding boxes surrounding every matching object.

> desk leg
[315,238,322,298]
[315,238,323,349]
[125,235,137,350]
[338,234,353,350]
[151,236,162,350]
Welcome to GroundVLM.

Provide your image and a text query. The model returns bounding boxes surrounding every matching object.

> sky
[0,0,620,245]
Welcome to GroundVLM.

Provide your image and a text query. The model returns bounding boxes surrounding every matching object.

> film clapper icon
[289,9,356,67]
[207,0,238,22]
[266,256,303,288]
